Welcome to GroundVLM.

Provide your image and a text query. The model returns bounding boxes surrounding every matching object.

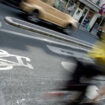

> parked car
[20,0,78,35]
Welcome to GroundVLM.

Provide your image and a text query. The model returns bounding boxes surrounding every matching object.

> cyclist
[62,36,105,105]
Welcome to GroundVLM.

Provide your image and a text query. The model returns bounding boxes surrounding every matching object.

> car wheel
[63,25,73,35]
[28,11,39,22]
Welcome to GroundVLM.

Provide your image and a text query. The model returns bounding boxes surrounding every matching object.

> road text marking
[0,49,33,70]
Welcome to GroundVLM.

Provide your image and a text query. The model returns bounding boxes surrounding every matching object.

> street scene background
[0,0,105,105]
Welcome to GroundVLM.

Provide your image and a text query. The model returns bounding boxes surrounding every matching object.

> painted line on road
[5,16,93,49]
[0,28,90,52]
[47,45,92,61]
[0,21,2,28]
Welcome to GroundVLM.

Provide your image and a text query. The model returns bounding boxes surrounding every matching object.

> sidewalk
[71,26,98,44]
[78,23,98,36]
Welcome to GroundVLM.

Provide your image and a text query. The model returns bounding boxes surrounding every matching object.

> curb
[5,16,93,49]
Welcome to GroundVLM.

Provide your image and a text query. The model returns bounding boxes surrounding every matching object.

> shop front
[51,0,101,33]
[81,10,95,31]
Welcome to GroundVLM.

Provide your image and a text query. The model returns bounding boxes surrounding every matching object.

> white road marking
[0,49,33,70]
[61,61,76,71]
[5,16,92,48]
[47,45,93,62]
[0,28,90,52]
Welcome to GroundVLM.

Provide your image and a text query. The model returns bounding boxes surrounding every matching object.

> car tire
[28,11,39,22]
[63,25,73,35]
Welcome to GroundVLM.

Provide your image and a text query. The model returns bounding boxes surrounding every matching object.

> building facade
[45,0,105,34]
[77,0,105,33]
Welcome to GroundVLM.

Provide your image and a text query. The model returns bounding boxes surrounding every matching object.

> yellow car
[20,0,78,34]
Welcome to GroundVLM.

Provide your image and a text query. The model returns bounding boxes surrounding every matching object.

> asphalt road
[0,28,73,105]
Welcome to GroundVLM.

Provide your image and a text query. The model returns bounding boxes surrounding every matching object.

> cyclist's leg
[70,60,85,83]
[62,60,85,91]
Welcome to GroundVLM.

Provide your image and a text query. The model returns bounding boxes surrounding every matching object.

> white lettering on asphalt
[0,50,33,70]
